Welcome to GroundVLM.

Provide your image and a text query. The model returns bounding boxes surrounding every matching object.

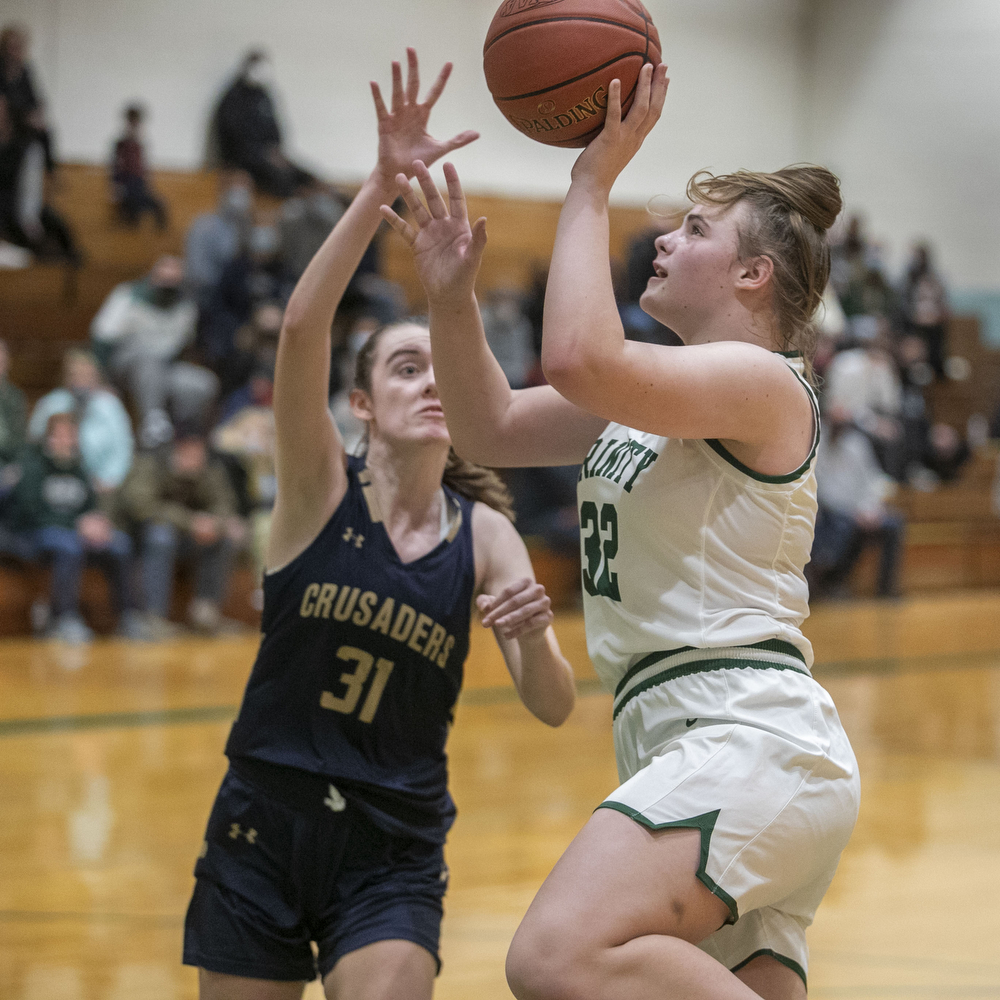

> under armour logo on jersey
[324,784,347,812]
[342,527,364,548]
[228,823,258,844]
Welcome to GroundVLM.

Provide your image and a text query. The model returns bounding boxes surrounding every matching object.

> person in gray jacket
[90,255,219,447]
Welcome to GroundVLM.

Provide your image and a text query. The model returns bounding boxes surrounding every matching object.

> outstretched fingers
[423,59,453,109]
[370,80,389,121]
[380,201,418,246]
[405,46,420,103]
[442,162,468,223]
[392,171,434,231]
[413,160,449,221]
[391,60,404,112]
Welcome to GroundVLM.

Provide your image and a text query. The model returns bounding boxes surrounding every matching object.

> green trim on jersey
[731,948,807,989]
[703,361,820,484]
[595,804,739,923]
[614,638,806,699]
[613,651,810,721]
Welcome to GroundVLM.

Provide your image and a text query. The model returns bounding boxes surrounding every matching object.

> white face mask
[244,61,273,87]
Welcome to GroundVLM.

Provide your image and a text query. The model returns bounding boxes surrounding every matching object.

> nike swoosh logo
[685,718,697,728]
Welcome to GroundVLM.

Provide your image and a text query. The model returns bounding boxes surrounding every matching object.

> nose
[424,365,438,396]
[655,231,675,254]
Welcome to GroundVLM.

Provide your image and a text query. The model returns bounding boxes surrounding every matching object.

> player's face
[639,202,746,339]
[357,326,450,447]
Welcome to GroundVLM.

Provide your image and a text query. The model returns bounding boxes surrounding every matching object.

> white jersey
[577,353,820,695]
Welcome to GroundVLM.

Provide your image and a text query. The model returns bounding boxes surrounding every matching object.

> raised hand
[381,160,487,303]
[477,578,554,641]
[371,48,479,186]
[571,61,669,193]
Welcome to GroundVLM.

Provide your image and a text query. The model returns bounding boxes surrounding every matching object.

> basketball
[483,0,661,148]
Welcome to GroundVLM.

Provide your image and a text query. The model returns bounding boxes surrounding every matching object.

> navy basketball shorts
[183,762,449,982]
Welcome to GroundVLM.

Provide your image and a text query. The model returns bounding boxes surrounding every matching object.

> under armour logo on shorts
[324,784,347,812]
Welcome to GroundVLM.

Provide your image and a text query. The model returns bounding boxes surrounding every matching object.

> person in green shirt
[10,411,141,643]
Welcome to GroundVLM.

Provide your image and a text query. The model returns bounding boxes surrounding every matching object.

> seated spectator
[110,103,167,230]
[0,24,54,171]
[810,407,904,600]
[823,318,905,479]
[185,170,253,311]
[28,348,134,492]
[6,412,140,643]
[922,423,970,484]
[0,337,26,494]
[0,94,80,263]
[900,242,949,379]
[617,223,682,345]
[482,286,535,390]
[212,50,315,198]
[279,187,346,281]
[119,429,246,635]
[90,255,218,447]
[212,381,275,610]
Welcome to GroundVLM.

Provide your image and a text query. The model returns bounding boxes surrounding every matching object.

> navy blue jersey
[226,456,477,843]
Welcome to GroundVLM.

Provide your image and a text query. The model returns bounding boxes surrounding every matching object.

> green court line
[3,648,1000,738]
[0,704,238,737]
[0,909,184,927]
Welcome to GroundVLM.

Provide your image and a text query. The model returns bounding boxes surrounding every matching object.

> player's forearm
[428,293,521,465]
[514,627,576,727]
[541,180,625,404]
[281,171,391,339]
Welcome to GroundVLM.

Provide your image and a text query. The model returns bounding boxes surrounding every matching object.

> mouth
[420,405,445,417]
[652,262,668,278]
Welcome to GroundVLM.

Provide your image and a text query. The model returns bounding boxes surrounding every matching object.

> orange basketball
[483,0,661,148]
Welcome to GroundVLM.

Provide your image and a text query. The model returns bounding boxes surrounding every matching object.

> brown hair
[353,323,516,522]
[686,164,842,379]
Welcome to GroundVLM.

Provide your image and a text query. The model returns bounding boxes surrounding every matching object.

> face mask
[151,286,181,309]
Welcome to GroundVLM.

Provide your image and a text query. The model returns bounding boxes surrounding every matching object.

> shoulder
[471,501,528,568]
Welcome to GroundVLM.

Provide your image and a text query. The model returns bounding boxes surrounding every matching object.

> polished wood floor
[2,590,1000,999]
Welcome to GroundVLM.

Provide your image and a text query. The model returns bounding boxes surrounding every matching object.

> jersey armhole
[704,367,820,484]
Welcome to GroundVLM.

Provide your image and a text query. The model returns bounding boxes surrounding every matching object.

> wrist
[428,290,479,314]
[516,626,550,652]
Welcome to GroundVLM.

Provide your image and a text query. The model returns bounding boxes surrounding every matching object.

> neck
[680,301,780,352]
[364,435,450,530]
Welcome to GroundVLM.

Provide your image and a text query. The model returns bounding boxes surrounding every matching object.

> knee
[506,919,596,1000]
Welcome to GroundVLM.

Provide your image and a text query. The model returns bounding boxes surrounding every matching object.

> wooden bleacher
[0,163,997,633]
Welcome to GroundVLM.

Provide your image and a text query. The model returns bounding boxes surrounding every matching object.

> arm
[266,49,478,571]
[541,66,812,451]
[382,162,607,468]
[473,503,575,727]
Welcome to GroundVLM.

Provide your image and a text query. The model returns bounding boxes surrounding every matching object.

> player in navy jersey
[183,50,576,1000]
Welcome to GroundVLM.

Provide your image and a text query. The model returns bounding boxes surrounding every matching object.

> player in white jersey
[383,62,859,1000]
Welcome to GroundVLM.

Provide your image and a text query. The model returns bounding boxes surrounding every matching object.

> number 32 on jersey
[580,501,621,602]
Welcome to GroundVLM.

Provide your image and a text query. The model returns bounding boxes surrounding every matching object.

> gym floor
[2,590,999,999]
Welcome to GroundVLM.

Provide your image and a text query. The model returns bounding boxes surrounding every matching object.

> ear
[735,254,774,292]
[348,387,374,423]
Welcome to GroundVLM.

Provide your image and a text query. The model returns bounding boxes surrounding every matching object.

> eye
[691,224,704,236]
[399,363,419,376]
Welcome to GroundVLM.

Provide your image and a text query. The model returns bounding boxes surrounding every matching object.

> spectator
[481,286,535,389]
[185,170,253,310]
[0,94,80,263]
[810,407,904,600]
[505,464,580,556]
[212,50,315,198]
[218,301,282,406]
[7,412,140,643]
[900,242,949,379]
[0,337,26,491]
[823,318,905,479]
[28,348,134,491]
[0,24,54,171]
[278,187,346,281]
[212,381,275,610]
[110,103,167,229]
[119,430,245,635]
[90,255,219,447]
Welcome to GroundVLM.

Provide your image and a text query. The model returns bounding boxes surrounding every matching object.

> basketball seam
[493,51,649,102]
[484,15,650,54]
